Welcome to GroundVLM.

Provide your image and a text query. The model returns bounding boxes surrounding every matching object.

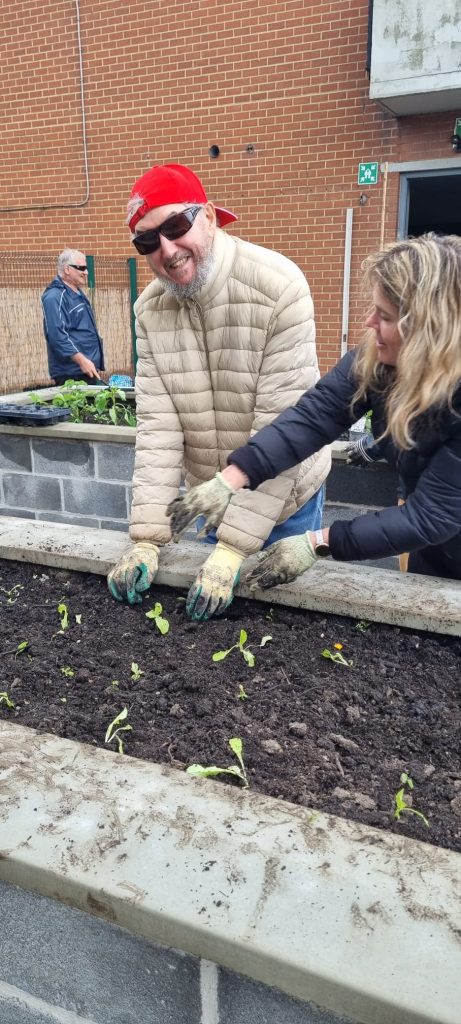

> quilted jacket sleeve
[129,316,184,545]
[217,275,331,554]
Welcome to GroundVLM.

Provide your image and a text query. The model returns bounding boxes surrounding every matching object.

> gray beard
[157,249,215,301]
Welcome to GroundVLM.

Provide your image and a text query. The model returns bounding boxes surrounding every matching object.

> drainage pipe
[340,208,353,357]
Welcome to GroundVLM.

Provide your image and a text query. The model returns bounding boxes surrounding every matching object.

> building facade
[1,0,460,371]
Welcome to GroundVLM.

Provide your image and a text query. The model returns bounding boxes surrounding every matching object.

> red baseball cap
[127,163,238,233]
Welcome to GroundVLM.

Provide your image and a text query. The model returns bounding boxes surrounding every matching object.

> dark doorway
[399,171,461,237]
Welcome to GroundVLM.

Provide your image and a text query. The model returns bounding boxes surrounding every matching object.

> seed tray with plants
[0,557,460,853]
[27,380,136,427]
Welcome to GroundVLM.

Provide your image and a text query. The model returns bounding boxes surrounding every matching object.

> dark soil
[1,558,460,853]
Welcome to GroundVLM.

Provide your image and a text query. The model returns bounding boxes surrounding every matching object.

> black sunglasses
[69,264,88,271]
[132,205,203,255]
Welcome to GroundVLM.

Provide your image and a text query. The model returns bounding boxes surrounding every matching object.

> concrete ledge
[0,516,460,636]
[0,722,460,1024]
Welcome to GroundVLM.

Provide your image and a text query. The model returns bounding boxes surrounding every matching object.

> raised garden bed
[1,556,460,853]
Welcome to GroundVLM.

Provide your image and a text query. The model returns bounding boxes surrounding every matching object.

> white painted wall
[369,0,461,114]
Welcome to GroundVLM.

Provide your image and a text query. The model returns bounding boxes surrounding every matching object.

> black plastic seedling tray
[0,404,72,426]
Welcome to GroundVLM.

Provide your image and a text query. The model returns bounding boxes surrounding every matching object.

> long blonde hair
[353,233,461,448]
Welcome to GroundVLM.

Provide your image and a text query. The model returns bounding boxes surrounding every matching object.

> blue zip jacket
[229,350,461,576]
[41,276,104,380]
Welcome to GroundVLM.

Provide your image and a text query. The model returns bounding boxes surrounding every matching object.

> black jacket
[41,276,104,380]
[229,350,461,575]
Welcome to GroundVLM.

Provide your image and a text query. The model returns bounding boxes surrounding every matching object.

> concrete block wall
[0,882,351,1024]
[0,434,133,531]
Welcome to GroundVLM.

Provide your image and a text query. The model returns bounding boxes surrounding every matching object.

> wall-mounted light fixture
[450,118,461,152]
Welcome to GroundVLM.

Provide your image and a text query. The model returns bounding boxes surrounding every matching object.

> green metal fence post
[86,254,95,290]
[127,257,138,372]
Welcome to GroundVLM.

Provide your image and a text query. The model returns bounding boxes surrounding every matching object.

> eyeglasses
[132,205,203,255]
[69,264,88,271]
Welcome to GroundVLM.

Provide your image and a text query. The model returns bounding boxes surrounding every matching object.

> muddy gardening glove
[107,542,160,604]
[167,472,236,541]
[186,542,245,621]
[245,533,318,590]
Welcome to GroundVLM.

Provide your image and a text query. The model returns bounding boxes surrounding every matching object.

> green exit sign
[358,162,379,185]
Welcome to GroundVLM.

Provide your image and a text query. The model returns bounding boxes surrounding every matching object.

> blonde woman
[168,233,461,584]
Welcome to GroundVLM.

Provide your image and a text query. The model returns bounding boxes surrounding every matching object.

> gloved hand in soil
[107,542,160,604]
[245,532,318,590]
[186,542,245,620]
[167,472,236,541]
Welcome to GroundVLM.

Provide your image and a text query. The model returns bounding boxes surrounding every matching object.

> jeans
[197,485,325,548]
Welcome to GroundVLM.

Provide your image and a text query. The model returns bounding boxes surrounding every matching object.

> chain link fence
[0,254,136,394]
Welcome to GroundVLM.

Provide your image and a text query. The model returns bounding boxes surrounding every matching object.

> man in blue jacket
[41,249,105,385]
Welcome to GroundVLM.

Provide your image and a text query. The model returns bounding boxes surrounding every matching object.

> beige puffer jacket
[130,228,331,556]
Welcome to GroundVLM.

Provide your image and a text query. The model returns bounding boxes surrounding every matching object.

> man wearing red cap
[108,164,331,619]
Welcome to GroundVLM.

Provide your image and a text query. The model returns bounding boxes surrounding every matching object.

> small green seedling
[393,772,429,828]
[322,647,352,667]
[0,584,23,604]
[187,737,249,788]
[355,620,371,633]
[212,630,271,668]
[145,602,170,634]
[57,601,69,631]
[104,707,132,754]
[237,684,249,700]
[266,607,275,622]
[60,666,74,677]
[0,692,15,709]
[16,640,29,656]
[131,661,144,681]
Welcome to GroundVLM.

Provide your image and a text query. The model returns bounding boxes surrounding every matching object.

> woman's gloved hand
[167,473,236,541]
[107,542,160,604]
[245,532,318,590]
[186,542,245,621]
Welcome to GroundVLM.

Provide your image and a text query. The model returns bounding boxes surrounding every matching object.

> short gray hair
[57,249,82,276]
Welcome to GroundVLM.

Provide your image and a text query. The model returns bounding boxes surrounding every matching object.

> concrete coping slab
[0,516,460,635]
[0,721,460,1024]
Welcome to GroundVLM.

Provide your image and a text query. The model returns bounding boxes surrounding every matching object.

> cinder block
[37,512,100,528]
[0,509,35,520]
[96,442,135,481]
[63,479,127,518]
[3,475,62,511]
[32,438,94,477]
[0,436,32,472]
[218,968,353,1024]
[0,882,200,1024]
[102,520,130,531]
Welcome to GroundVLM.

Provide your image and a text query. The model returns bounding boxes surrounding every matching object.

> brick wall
[0,0,459,371]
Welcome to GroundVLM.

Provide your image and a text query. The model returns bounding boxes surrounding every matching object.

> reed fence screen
[0,254,135,394]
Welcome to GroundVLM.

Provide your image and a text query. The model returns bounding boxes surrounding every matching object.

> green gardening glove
[107,542,160,604]
[245,532,318,590]
[167,472,236,541]
[186,542,245,621]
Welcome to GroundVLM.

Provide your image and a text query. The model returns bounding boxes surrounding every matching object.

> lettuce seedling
[145,602,170,634]
[0,584,23,604]
[237,684,249,700]
[322,647,352,667]
[60,666,74,677]
[104,707,132,754]
[57,601,69,631]
[187,737,249,788]
[393,772,429,828]
[212,629,271,668]
[0,692,14,709]
[131,662,144,681]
